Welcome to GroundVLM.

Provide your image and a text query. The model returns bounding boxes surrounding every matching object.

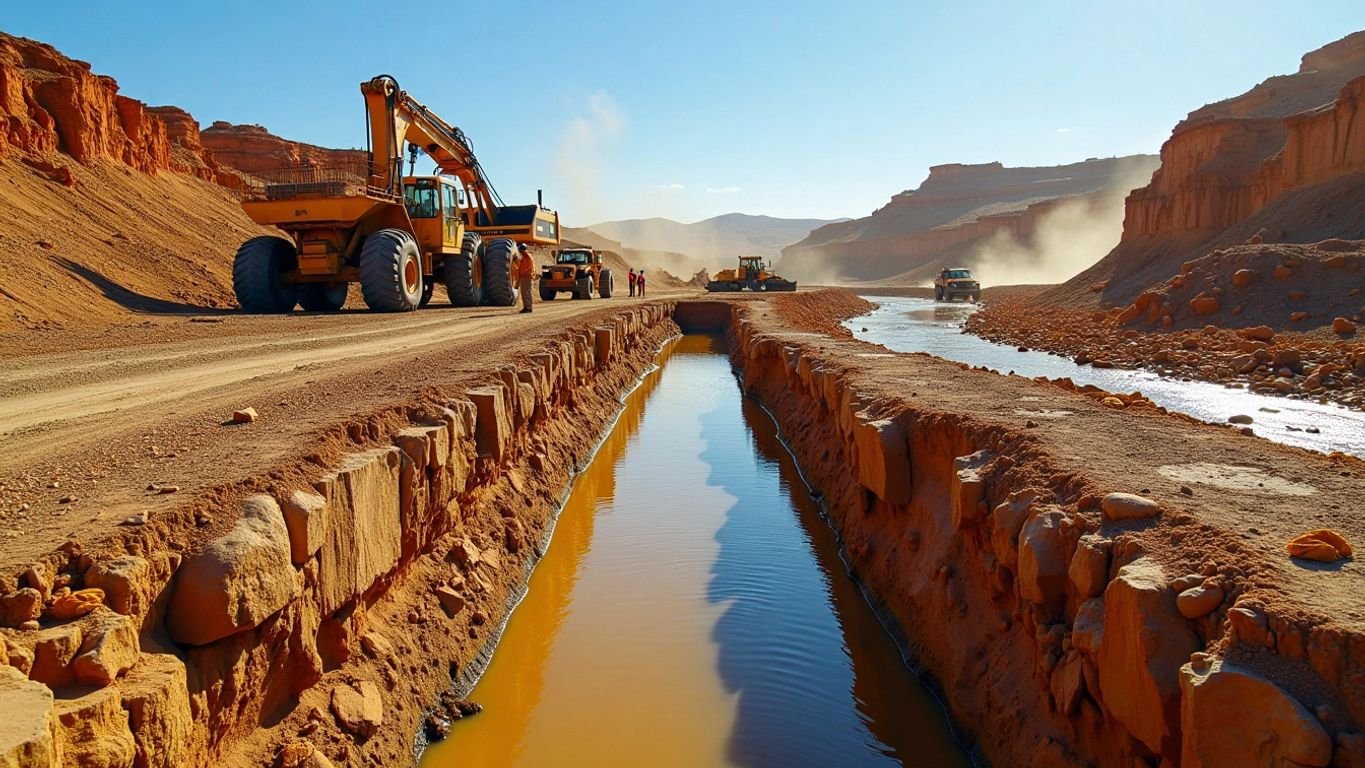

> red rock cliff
[201,122,364,175]
[1051,31,1365,307]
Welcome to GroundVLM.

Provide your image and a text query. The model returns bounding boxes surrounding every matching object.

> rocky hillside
[201,122,364,176]
[778,156,1159,286]
[0,32,270,332]
[586,213,842,267]
[1049,30,1365,308]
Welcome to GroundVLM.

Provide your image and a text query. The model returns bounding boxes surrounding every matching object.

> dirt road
[0,292,694,571]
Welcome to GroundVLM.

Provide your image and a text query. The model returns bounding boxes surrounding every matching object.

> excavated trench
[419,334,969,767]
[4,296,1361,768]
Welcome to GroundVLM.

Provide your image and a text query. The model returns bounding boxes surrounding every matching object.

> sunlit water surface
[421,334,970,768]
[847,296,1365,457]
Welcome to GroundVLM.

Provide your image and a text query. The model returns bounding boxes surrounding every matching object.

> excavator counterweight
[233,75,559,313]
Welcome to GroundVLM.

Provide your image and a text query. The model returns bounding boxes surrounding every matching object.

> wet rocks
[1100,492,1161,521]
[1180,654,1331,768]
[166,495,297,645]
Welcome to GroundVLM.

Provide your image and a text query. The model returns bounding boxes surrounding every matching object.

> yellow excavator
[233,75,559,312]
[705,256,797,292]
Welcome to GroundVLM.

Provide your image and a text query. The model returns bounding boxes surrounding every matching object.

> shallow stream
[847,296,1365,457]
[420,335,969,767]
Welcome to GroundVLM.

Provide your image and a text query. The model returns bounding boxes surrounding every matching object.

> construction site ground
[0,290,695,573]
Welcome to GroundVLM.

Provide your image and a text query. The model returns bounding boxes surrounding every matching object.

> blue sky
[6,2,1363,224]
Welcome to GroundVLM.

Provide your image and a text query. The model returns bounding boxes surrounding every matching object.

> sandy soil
[0,289,698,574]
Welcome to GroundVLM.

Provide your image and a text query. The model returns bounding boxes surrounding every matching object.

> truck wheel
[539,285,556,301]
[419,280,434,308]
[445,233,483,307]
[972,292,981,303]
[935,287,944,301]
[297,282,347,311]
[358,228,422,312]
[599,270,614,298]
[574,276,593,300]
[233,236,299,313]
[481,238,518,306]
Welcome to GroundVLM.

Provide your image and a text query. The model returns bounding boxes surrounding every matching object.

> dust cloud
[968,159,1155,287]
[555,91,624,224]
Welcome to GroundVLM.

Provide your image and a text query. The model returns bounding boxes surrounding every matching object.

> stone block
[167,495,297,645]
[313,449,402,616]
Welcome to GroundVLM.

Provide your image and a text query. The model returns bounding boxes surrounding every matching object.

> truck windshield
[404,186,440,219]
[560,252,589,264]
[946,270,972,279]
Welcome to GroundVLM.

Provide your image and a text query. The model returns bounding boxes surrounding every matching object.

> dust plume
[968,159,1155,287]
[555,91,624,223]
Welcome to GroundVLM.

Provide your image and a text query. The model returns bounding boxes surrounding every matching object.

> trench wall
[719,300,1363,768]
[0,303,677,767]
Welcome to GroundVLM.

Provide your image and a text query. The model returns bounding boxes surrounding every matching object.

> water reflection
[423,335,968,767]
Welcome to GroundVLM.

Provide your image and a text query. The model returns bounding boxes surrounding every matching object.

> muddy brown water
[420,335,970,767]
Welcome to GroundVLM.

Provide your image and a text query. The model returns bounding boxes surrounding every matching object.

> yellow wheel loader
[704,256,797,292]
[232,75,559,313]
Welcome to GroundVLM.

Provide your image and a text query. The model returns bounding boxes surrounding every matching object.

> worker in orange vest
[516,243,536,313]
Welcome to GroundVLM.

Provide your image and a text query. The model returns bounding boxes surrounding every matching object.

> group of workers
[512,243,646,314]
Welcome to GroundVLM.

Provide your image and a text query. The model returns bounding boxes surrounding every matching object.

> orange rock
[49,588,104,621]
[1290,311,1308,322]
[1274,265,1294,280]
[1241,325,1275,341]
[1188,297,1219,315]
[1231,268,1259,287]
[1333,317,1357,334]
[1287,528,1353,562]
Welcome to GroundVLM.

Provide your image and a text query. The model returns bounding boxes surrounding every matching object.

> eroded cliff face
[200,122,364,175]
[777,156,1158,285]
[0,32,230,184]
[1061,31,1365,306]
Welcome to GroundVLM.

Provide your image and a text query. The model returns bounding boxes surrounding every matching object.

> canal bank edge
[721,294,1365,768]
[0,303,680,767]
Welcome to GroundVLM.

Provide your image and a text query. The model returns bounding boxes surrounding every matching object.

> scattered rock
[330,681,383,737]
[0,588,43,628]
[1176,585,1225,619]
[433,587,465,618]
[49,588,103,620]
[1228,414,1253,425]
[1333,317,1357,334]
[1286,529,1353,562]
[156,485,179,494]
[229,407,258,424]
[1100,492,1161,521]
[359,632,393,659]
[70,609,139,687]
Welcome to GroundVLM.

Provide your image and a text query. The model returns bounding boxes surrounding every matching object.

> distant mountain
[585,213,847,265]
[778,156,1160,287]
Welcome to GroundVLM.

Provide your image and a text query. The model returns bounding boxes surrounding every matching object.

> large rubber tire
[574,276,593,300]
[233,236,299,313]
[358,228,422,312]
[481,238,518,307]
[420,280,434,308]
[935,287,944,301]
[599,270,614,298]
[539,285,557,301]
[445,233,484,307]
[297,282,347,311]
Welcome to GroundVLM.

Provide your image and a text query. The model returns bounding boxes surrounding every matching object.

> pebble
[1228,414,1253,424]
[58,495,76,504]
[119,513,148,526]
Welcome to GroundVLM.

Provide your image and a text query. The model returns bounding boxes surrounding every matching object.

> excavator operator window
[404,186,440,219]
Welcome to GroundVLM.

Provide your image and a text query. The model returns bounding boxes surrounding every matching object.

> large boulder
[853,416,911,505]
[1180,654,1331,768]
[1017,507,1080,612]
[71,608,139,687]
[167,495,298,645]
[1098,558,1199,760]
[0,666,58,767]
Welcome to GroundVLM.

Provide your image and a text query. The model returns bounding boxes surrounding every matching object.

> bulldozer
[539,247,614,300]
[232,75,559,312]
[704,256,797,292]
